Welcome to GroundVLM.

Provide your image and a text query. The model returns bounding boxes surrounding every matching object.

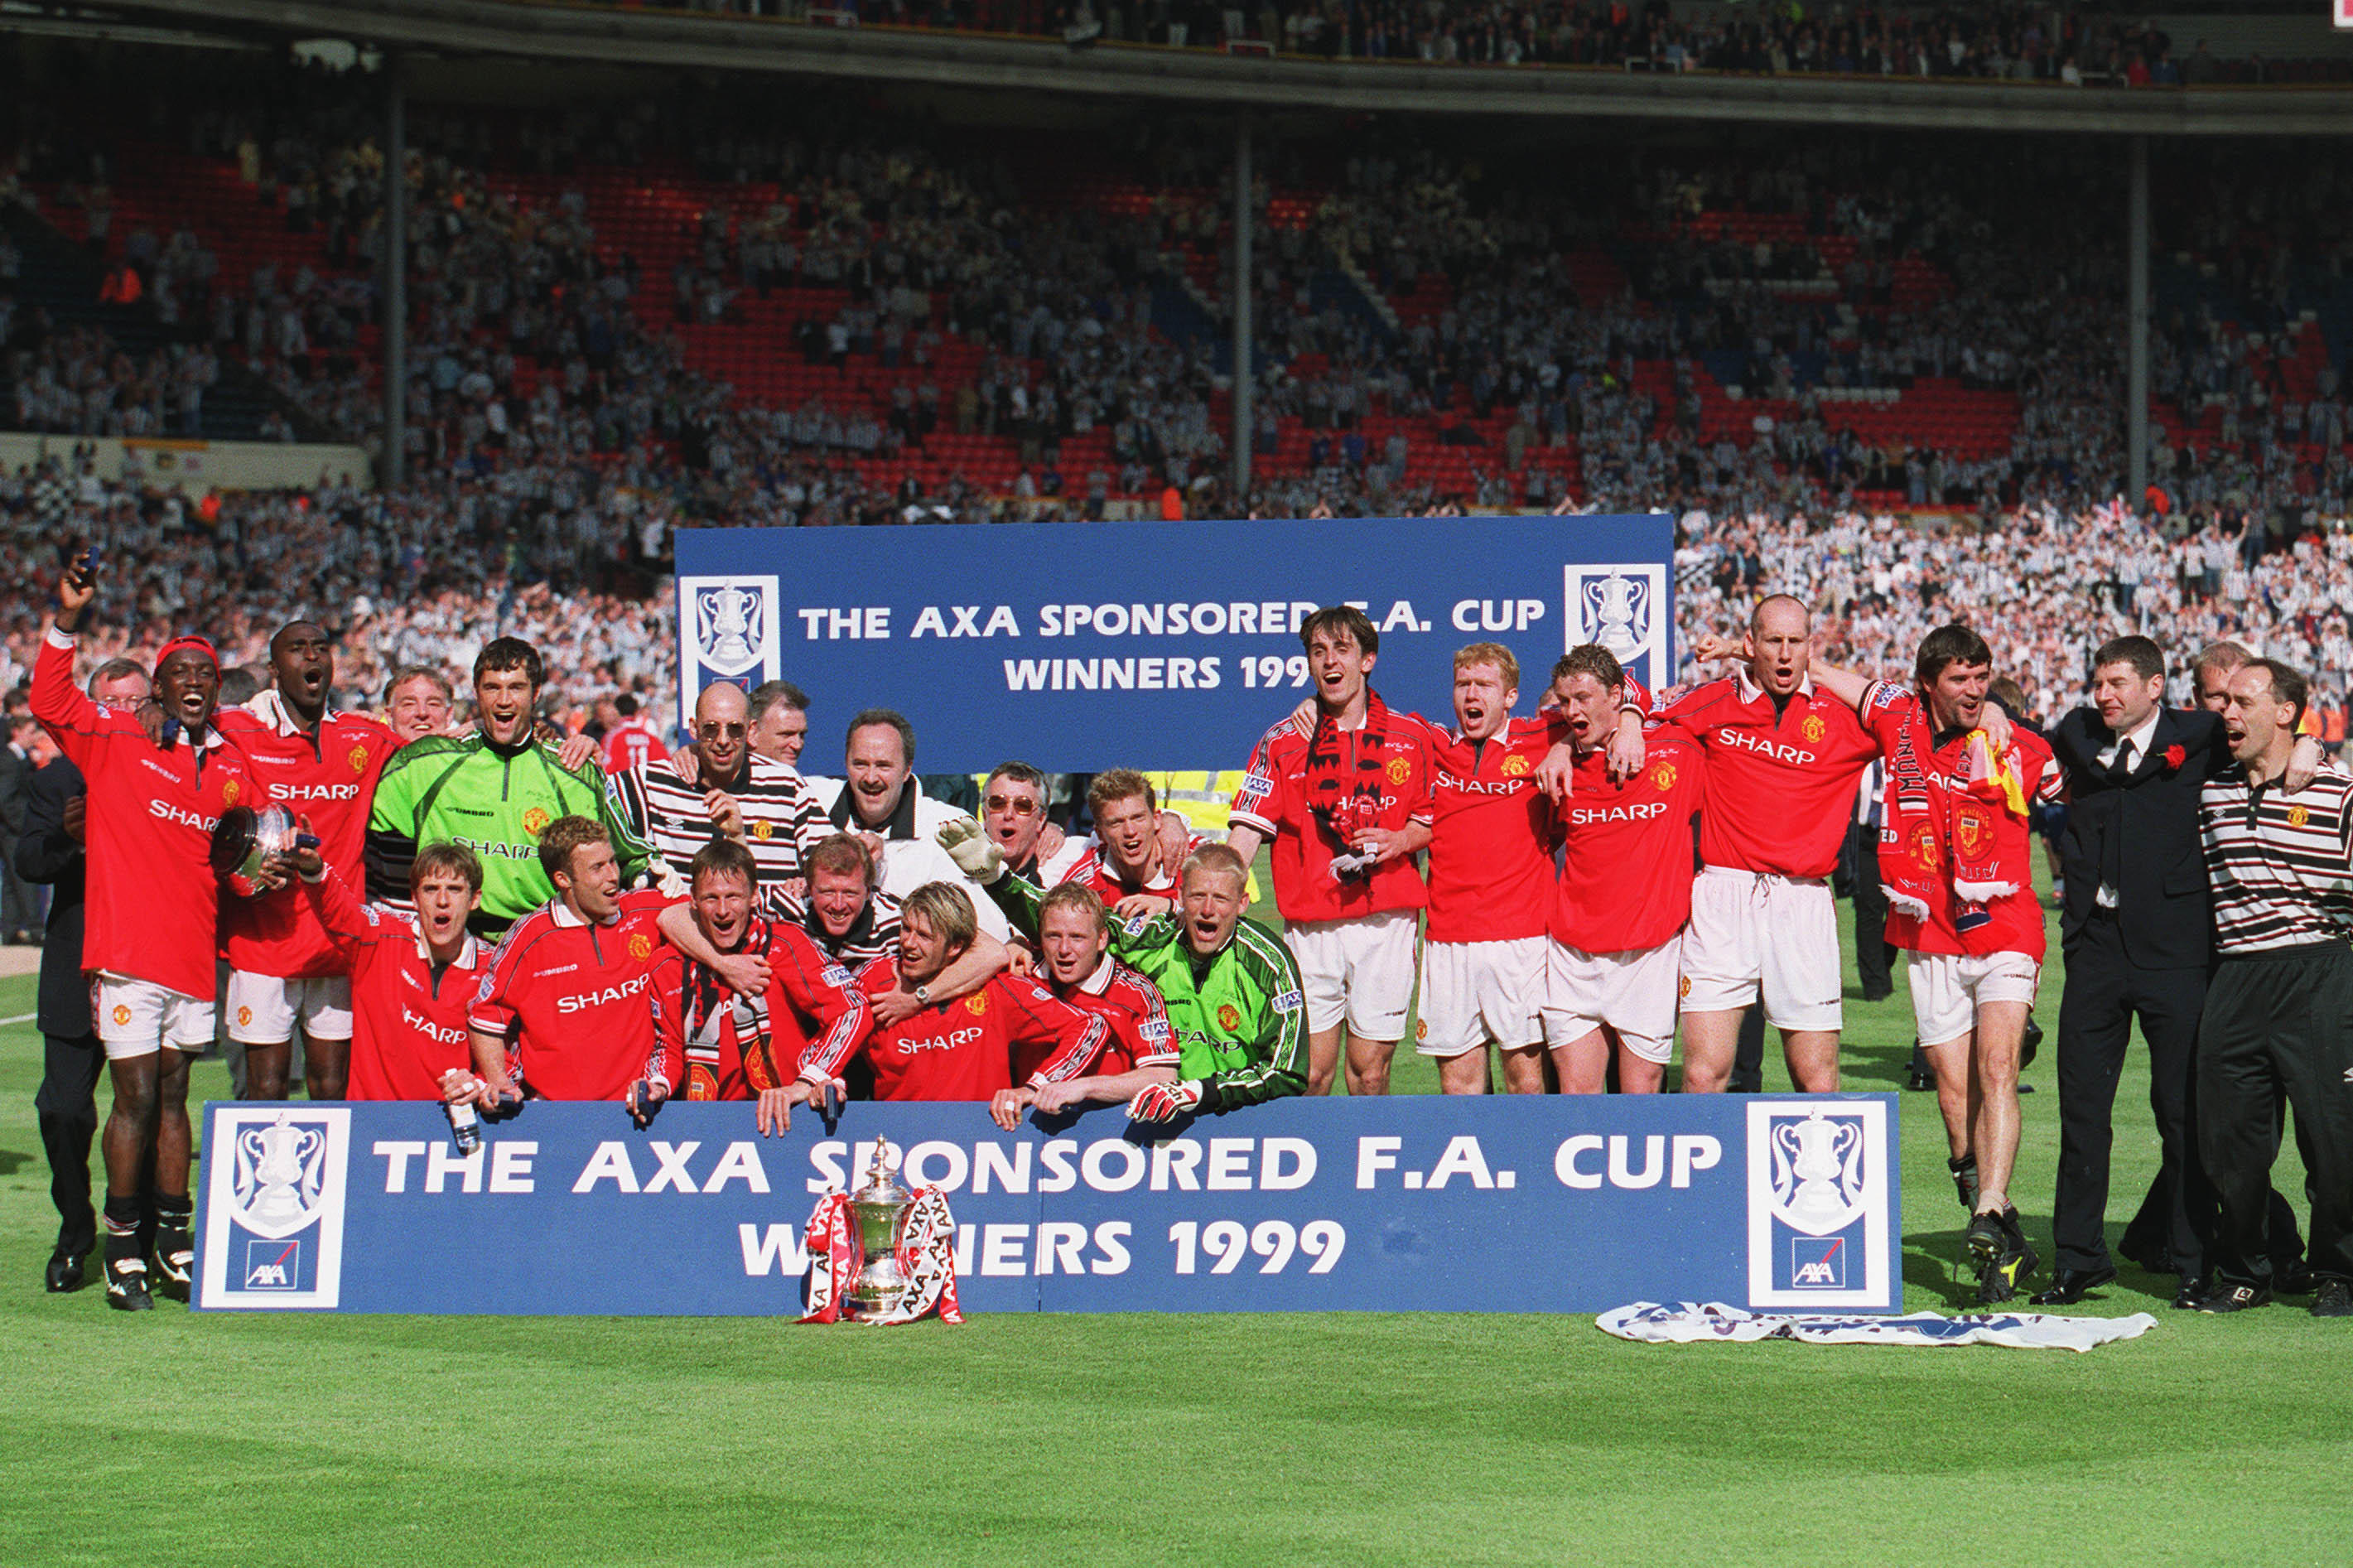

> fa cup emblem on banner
[1769,1109,1864,1237]
[1584,572,1649,665]
[232,1114,328,1240]
[697,583,763,675]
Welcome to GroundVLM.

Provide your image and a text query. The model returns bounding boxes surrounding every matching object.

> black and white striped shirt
[777,886,904,969]
[607,753,826,900]
[2199,761,2353,953]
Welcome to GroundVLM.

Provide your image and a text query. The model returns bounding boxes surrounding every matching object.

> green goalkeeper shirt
[987,873,1306,1111]
[365,731,649,935]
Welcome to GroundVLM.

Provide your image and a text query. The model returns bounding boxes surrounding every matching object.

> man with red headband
[31,551,254,1311]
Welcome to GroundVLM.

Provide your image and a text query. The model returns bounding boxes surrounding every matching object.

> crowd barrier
[194,1093,1898,1315]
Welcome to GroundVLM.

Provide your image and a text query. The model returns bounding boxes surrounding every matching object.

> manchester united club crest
[964,993,989,1017]
[113,1004,133,1027]
[237,1006,253,1029]
[1649,761,1677,792]
[1907,820,1940,871]
[1801,713,1827,744]
[522,808,550,836]
[752,819,773,841]
[2289,804,2311,829]
[348,745,370,774]
[1502,754,1531,778]
[1415,1017,1429,1042]
[1953,799,1994,858]
[221,778,243,808]
[1217,1003,1242,1032]
[1385,757,1410,786]
[627,934,653,963]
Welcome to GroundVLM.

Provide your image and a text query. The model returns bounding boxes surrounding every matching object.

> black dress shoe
[2197,1281,2272,1314]
[2170,1276,2206,1310]
[2275,1262,2317,1295]
[2030,1266,2116,1305]
[44,1251,85,1293]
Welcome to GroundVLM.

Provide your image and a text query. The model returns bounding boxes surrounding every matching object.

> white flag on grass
[1598,1301,2159,1353]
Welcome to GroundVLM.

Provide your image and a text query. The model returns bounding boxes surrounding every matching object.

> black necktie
[2113,739,2137,780]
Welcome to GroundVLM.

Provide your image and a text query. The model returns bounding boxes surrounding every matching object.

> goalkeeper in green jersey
[366,638,648,936]
[940,825,1306,1120]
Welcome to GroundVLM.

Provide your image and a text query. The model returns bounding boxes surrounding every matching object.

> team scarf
[675,927,782,1099]
[800,1188,963,1326]
[1876,697,2033,934]
[1303,689,1405,875]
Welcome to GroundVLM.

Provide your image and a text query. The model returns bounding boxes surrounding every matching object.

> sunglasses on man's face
[985,794,1039,816]
[698,722,747,740]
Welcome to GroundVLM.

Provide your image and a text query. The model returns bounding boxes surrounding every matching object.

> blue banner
[671,514,1674,771]
[195,1094,1898,1315]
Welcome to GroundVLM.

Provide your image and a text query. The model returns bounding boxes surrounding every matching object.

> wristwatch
[914,984,931,1006]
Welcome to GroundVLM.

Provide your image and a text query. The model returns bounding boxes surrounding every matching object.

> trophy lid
[850,1137,911,1207]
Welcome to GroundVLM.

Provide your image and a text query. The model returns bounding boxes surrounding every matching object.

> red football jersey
[217,692,400,979]
[603,720,668,776]
[1550,729,1708,953]
[1404,711,1561,944]
[31,628,255,1001]
[303,868,483,1100]
[1860,683,2061,962]
[1039,955,1177,1079]
[649,918,870,1098]
[1228,691,1434,924]
[1662,673,1879,879]
[813,959,1104,1101]
[467,888,673,1102]
[1058,832,1204,905]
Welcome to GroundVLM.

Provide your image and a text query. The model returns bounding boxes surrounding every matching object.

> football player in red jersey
[798,883,1103,1120]
[1543,646,1706,1094]
[217,620,400,1101]
[992,881,1179,1122]
[462,816,675,1113]
[1058,771,1204,919]
[288,839,488,1102]
[1226,605,1434,1098]
[32,549,256,1309]
[649,840,863,1136]
[1556,596,1877,1093]
[1806,625,2062,1302]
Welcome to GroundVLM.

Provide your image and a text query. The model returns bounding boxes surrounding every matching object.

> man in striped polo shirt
[2196,658,2353,1319]
[609,683,822,909]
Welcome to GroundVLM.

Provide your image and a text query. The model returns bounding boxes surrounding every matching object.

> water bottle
[446,1097,481,1155]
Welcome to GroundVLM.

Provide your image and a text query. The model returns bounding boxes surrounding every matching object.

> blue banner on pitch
[671,514,1673,770]
[193,1094,1898,1316]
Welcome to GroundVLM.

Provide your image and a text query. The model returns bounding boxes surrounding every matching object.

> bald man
[608,683,825,907]
[1646,595,1880,1092]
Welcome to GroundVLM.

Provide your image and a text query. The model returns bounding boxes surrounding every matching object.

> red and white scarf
[799,1189,963,1326]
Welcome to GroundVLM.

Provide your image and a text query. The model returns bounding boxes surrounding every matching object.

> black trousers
[1844,820,1894,997]
[2196,943,2353,1289]
[34,1030,103,1257]
[2052,914,2211,1274]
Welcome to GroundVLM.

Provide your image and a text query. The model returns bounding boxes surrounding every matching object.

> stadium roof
[65,0,2353,134]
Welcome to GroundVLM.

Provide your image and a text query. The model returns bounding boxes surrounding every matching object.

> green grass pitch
[0,869,2345,1566]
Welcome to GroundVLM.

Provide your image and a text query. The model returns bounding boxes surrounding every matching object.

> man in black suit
[0,716,38,943]
[14,658,151,1293]
[2035,634,2317,1307]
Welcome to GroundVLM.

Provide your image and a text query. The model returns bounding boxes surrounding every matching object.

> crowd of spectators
[7,55,2353,742]
[610,2,2344,85]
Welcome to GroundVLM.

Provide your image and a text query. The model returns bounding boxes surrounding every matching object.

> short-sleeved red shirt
[1662,673,1879,879]
[467,889,674,1102]
[1228,691,1435,924]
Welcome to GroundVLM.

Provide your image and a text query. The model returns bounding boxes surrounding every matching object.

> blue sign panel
[195,1094,1897,1316]
[672,514,1673,771]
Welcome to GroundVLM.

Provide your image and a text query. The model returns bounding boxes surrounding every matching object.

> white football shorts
[1680,866,1842,1032]
[1415,935,1546,1057]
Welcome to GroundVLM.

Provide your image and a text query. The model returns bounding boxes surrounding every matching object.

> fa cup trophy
[845,1139,915,1322]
